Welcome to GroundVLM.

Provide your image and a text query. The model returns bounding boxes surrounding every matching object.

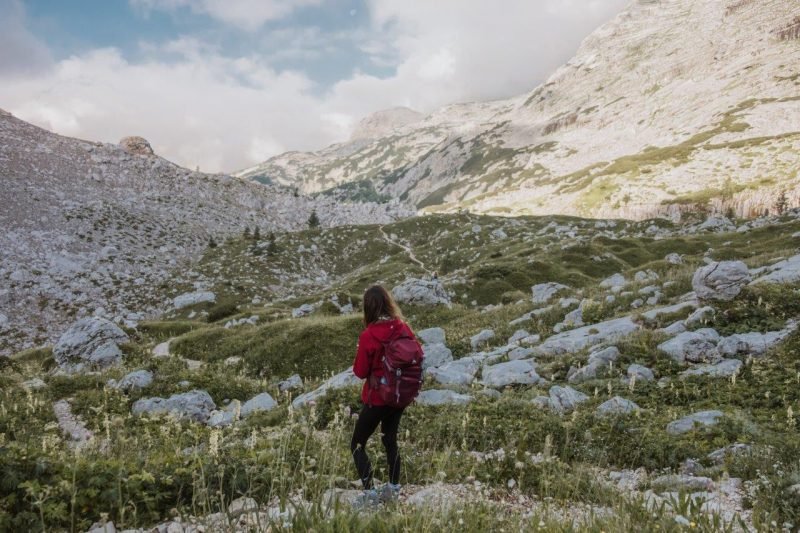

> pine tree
[253,226,261,241]
[774,190,788,216]
[308,209,320,228]
[243,226,251,239]
[208,236,217,248]
[267,232,277,256]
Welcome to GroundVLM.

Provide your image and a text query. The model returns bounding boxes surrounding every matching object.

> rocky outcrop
[482,359,542,388]
[596,396,640,416]
[392,278,450,306]
[531,282,569,304]
[534,316,639,356]
[666,410,724,435]
[292,369,361,409]
[416,389,473,406]
[657,329,720,364]
[173,291,216,309]
[119,136,155,156]
[53,317,129,372]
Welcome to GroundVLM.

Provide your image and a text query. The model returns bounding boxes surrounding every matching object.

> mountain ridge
[236,0,800,220]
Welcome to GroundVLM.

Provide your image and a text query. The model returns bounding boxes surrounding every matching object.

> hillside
[0,111,414,356]
[237,0,800,219]
[3,208,800,530]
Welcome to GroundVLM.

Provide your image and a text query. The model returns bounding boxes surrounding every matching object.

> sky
[0,0,629,172]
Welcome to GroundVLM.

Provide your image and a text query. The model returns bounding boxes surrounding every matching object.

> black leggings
[350,404,405,489]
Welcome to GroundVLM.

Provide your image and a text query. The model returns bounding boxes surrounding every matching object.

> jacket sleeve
[352,330,372,379]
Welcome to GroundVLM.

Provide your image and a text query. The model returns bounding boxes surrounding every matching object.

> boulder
[626,364,655,382]
[278,374,303,392]
[651,474,714,493]
[600,273,627,290]
[422,343,453,370]
[751,253,800,284]
[53,317,129,371]
[696,216,735,233]
[692,261,751,301]
[684,306,715,327]
[568,347,619,383]
[207,400,241,428]
[292,303,315,318]
[533,316,639,357]
[666,410,724,435]
[680,359,742,379]
[596,396,640,416]
[482,359,542,388]
[665,253,684,265]
[717,328,793,358]
[548,386,589,414]
[114,369,153,391]
[292,369,361,408]
[173,291,216,309]
[392,278,450,306]
[241,392,278,417]
[417,327,446,345]
[427,365,475,386]
[531,282,569,304]
[416,389,473,406]
[470,329,495,350]
[119,136,154,155]
[132,390,216,423]
[22,378,47,390]
[657,329,720,364]
[640,301,699,322]
[507,347,535,360]
[508,329,531,345]
[707,443,752,465]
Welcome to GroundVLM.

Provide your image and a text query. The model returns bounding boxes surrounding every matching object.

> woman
[351,285,418,506]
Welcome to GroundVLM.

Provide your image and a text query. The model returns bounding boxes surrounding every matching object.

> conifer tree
[308,209,320,228]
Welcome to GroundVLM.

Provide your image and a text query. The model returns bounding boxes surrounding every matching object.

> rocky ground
[0,111,414,356]
[2,208,800,531]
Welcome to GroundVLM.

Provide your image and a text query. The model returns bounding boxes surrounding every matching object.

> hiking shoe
[353,489,380,510]
[378,483,401,504]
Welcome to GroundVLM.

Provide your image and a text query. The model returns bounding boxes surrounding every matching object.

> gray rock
[640,301,699,321]
[470,329,495,350]
[152,340,171,357]
[508,329,531,345]
[531,395,552,409]
[53,317,129,371]
[684,306,715,327]
[531,282,569,304]
[692,261,751,301]
[207,399,241,428]
[292,369,361,408]
[173,291,216,309]
[680,359,742,379]
[717,329,793,358]
[600,273,627,289]
[22,377,47,390]
[241,392,278,417]
[627,364,655,382]
[657,330,720,364]
[661,321,687,336]
[634,270,659,283]
[508,346,535,360]
[278,374,303,392]
[666,410,724,435]
[708,443,752,465]
[292,303,315,318]
[418,327,446,345]
[422,343,453,370]
[132,390,216,423]
[482,359,542,388]
[534,316,639,357]
[697,216,735,233]
[751,253,800,284]
[115,370,153,391]
[427,365,475,386]
[568,346,620,383]
[228,496,259,518]
[548,386,589,414]
[651,474,714,493]
[596,396,640,416]
[665,253,684,265]
[392,278,450,306]
[416,389,473,406]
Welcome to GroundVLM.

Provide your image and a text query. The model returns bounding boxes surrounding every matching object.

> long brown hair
[362,285,403,326]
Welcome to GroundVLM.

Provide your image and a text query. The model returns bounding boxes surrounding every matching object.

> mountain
[0,110,413,355]
[236,0,800,220]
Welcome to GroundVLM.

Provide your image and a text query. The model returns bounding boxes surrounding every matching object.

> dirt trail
[378,225,433,275]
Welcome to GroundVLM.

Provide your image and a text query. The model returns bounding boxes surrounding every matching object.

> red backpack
[369,328,424,408]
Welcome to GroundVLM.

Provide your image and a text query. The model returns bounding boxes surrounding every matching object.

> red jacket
[352,319,415,406]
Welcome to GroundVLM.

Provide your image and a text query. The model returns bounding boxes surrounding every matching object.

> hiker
[350,285,424,506]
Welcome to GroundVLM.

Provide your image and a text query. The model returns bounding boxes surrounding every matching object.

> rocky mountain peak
[349,106,424,141]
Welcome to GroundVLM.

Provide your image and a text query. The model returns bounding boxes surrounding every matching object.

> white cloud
[130,0,322,31]
[0,0,52,77]
[1,0,630,172]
